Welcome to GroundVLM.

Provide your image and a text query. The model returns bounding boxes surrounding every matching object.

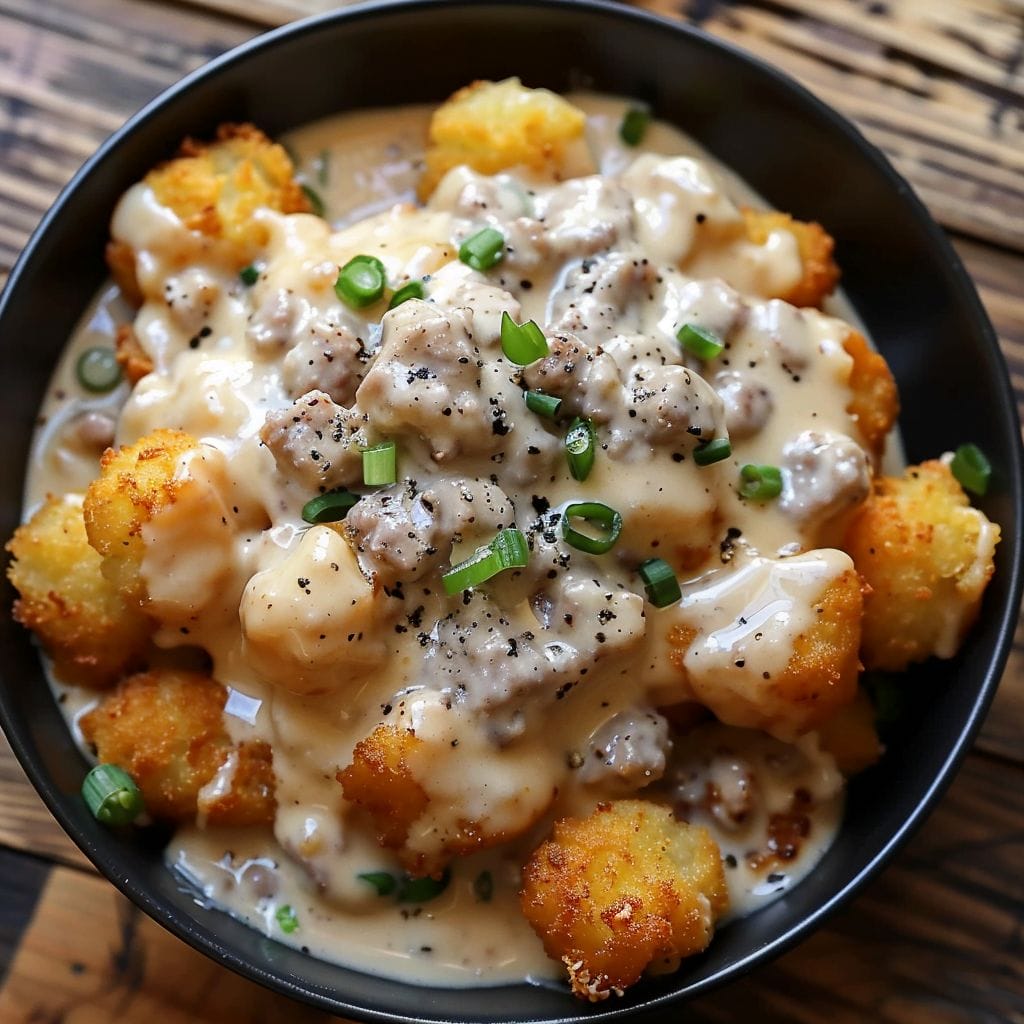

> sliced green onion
[564,417,597,481]
[473,870,494,903]
[358,871,397,897]
[336,255,386,309]
[302,184,325,217]
[362,441,397,486]
[317,149,330,187]
[388,279,425,309]
[500,311,549,364]
[693,437,732,466]
[638,558,681,608]
[82,764,143,826]
[239,264,260,287]
[301,489,360,524]
[397,869,451,903]
[525,390,562,419]
[561,501,622,555]
[459,227,504,271]
[677,323,724,361]
[950,443,991,496]
[442,528,530,595]
[619,106,650,146]
[739,464,783,501]
[275,904,299,933]
[76,347,122,394]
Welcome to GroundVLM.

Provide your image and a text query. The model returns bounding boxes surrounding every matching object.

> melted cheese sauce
[26,93,893,989]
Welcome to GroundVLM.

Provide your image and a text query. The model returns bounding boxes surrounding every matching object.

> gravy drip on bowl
[25,94,877,986]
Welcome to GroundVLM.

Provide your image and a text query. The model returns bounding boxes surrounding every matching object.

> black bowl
[1,1,1021,1020]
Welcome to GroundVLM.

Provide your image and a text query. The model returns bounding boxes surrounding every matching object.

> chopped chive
[561,501,622,555]
[459,227,504,271]
[500,311,549,364]
[397,868,451,903]
[525,390,562,419]
[442,528,530,595]
[693,437,732,466]
[275,904,299,933]
[388,279,425,309]
[473,870,494,903]
[358,871,397,897]
[638,558,681,608]
[239,264,261,287]
[302,184,325,218]
[950,443,991,497]
[317,149,330,187]
[620,106,651,146]
[76,347,122,394]
[677,323,724,361]
[739,464,783,501]
[362,441,397,486]
[301,489,360,524]
[335,254,386,308]
[564,417,596,482]
[82,764,143,826]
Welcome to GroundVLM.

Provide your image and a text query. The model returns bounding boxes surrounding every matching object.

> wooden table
[0,1,1022,1021]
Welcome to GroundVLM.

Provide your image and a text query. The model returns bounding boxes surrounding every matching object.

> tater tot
[843,460,1000,671]
[339,721,556,877]
[521,800,728,1001]
[419,78,589,199]
[6,495,152,689]
[337,725,430,851]
[80,669,275,825]
[669,560,864,741]
[106,123,310,299]
[742,209,840,308]
[114,324,154,385]
[82,428,197,604]
[814,687,883,776]
[842,330,899,459]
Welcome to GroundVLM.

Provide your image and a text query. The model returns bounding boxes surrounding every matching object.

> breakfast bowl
[0,0,1021,1020]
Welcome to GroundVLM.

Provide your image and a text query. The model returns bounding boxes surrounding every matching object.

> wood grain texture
[0,0,251,285]
[0,865,340,1023]
[182,0,1024,252]
[0,2,1021,1021]
[649,0,1024,253]
[0,733,90,870]
[0,753,1019,1023]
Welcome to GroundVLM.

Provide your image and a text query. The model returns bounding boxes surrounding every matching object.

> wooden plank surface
[0,0,1022,1022]
[0,751,1019,1023]
[178,0,1024,252]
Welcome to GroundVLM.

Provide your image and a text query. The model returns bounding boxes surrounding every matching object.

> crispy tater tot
[6,495,152,689]
[521,800,728,1001]
[419,78,588,199]
[843,460,1000,671]
[80,669,275,825]
[339,722,555,876]
[82,428,197,604]
[814,687,884,776]
[742,209,840,308]
[668,565,864,741]
[337,726,430,851]
[146,123,309,247]
[106,123,309,300]
[842,330,899,459]
[114,324,154,385]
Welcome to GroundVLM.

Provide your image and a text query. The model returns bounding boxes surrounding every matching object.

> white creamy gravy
[27,93,886,988]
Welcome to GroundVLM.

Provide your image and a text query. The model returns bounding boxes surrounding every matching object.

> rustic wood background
[0,0,1022,1021]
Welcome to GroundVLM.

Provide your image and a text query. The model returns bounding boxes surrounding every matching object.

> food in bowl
[6,79,1000,1001]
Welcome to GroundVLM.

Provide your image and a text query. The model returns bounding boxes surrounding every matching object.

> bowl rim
[1,0,1022,1020]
